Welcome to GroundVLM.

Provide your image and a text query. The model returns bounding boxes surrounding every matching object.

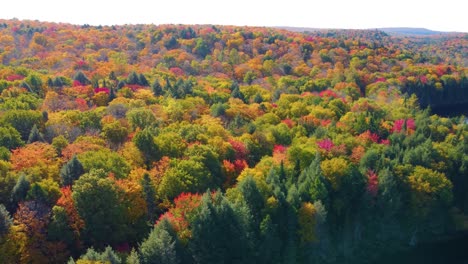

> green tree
[0,204,12,236]
[189,192,250,264]
[73,71,91,85]
[194,38,210,58]
[0,110,42,140]
[72,172,126,248]
[11,174,30,205]
[141,173,157,223]
[101,121,129,147]
[0,126,24,150]
[47,206,74,245]
[60,155,85,186]
[27,124,44,143]
[127,108,156,130]
[133,128,160,166]
[78,149,131,179]
[151,80,164,96]
[139,218,181,264]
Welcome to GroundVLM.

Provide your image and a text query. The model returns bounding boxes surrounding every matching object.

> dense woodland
[0,19,467,263]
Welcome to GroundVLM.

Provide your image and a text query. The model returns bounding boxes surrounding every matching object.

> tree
[0,204,12,236]
[189,192,250,264]
[231,81,245,101]
[127,108,156,130]
[139,218,181,264]
[101,121,129,147]
[151,80,164,96]
[141,173,157,223]
[76,246,122,264]
[27,124,44,143]
[193,38,210,58]
[0,126,24,150]
[133,128,160,166]
[126,248,141,264]
[127,71,140,85]
[60,155,85,186]
[73,71,91,86]
[78,149,131,179]
[297,154,328,203]
[0,110,42,141]
[11,174,30,205]
[72,172,126,248]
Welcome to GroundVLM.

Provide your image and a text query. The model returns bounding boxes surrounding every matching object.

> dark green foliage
[151,80,164,96]
[11,174,30,204]
[127,71,140,85]
[239,176,264,227]
[139,218,181,264]
[27,124,44,143]
[77,246,122,264]
[60,155,85,186]
[297,154,328,203]
[0,204,12,236]
[47,206,74,245]
[73,71,91,85]
[189,192,250,264]
[139,74,149,86]
[133,128,160,166]
[0,110,42,140]
[26,183,48,203]
[0,126,24,150]
[72,173,126,248]
[164,36,179,49]
[141,173,157,223]
[194,38,210,58]
[231,81,245,101]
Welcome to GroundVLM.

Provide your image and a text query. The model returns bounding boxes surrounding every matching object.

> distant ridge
[277,26,461,36]
[378,27,444,36]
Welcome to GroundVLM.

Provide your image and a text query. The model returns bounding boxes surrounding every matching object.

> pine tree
[139,218,181,264]
[139,74,149,86]
[126,249,140,264]
[11,174,30,204]
[60,155,85,186]
[27,124,44,143]
[127,71,140,85]
[231,81,244,101]
[141,173,157,223]
[73,71,91,85]
[151,80,164,96]
[0,203,12,236]
[189,192,250,264]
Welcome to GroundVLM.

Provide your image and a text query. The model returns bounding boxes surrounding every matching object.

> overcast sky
[1,0,466,32]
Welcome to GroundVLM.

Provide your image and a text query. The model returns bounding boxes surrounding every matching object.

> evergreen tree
[239,176,264,230]
[189,192,250,264]
[231,81,245,101]
[26,183,48,203]
[141,173,157,223]
[11,174,30,204]
[139,74,149,86]
[27,124,44,143]
[297,154,328,203]
[60,155,85,186]
[0,203,12,236]
[151,80,164,96]
[127,71,140,85]
[126,249,140,264]
[73,71,91,85]
[139,218,181,264]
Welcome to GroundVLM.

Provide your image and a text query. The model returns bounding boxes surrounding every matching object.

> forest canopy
[0,19,467,263]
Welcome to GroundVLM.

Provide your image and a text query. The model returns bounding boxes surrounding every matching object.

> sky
[0,0,467,32]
